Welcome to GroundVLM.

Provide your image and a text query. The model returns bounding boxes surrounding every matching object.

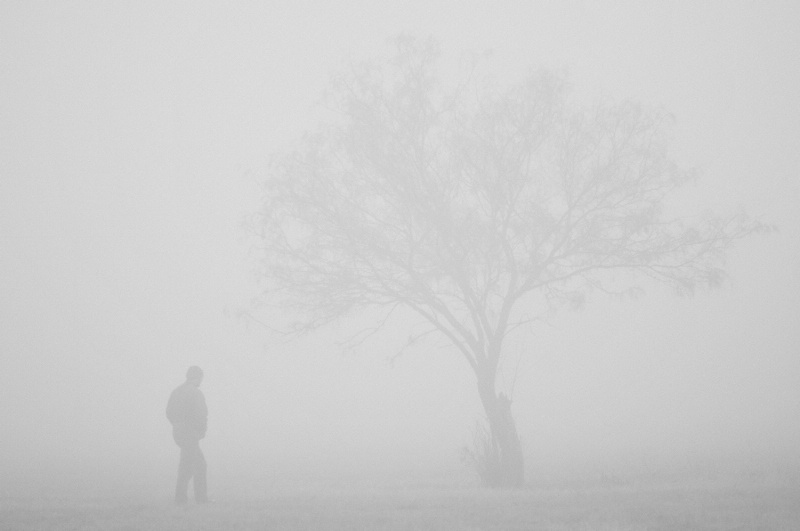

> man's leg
[193,445,208,503]
[175,444,194,505]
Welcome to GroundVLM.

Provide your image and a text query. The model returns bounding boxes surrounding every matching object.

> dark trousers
[175,438,207,503]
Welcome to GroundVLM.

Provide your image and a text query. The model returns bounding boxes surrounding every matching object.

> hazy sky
[1,1,798,490]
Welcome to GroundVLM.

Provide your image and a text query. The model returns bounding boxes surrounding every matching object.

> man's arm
[196,390,208,438]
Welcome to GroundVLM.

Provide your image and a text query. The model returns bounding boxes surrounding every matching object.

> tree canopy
[256,38,761,369]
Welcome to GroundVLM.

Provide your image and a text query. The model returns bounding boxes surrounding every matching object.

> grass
[2,475,799,530]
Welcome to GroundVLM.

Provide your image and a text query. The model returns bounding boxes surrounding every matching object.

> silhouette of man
[166,365,208,505]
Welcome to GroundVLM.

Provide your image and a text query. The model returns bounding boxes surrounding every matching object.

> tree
[254,37,765,488]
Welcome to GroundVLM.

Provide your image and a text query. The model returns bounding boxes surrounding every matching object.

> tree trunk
[475,375,525,488]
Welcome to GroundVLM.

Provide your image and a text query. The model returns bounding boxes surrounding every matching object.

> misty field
[3,476,799,531]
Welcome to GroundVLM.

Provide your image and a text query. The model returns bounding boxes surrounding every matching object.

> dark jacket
[166,382,207,443]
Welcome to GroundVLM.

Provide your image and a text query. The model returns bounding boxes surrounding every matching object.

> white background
[1,1,798,492]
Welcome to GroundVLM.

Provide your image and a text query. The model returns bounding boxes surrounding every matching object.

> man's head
[186,366,204,386]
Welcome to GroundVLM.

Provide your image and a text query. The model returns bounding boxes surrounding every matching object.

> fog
[2,1,799,497]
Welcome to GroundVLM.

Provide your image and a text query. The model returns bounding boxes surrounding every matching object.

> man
[166,365,208,505]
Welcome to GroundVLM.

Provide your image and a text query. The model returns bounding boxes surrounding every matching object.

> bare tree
[254,37,765,488]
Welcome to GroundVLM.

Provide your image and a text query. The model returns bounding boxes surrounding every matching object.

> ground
[2,474,799,530]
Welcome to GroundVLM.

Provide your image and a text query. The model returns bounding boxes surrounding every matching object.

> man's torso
[167,383,207,442]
